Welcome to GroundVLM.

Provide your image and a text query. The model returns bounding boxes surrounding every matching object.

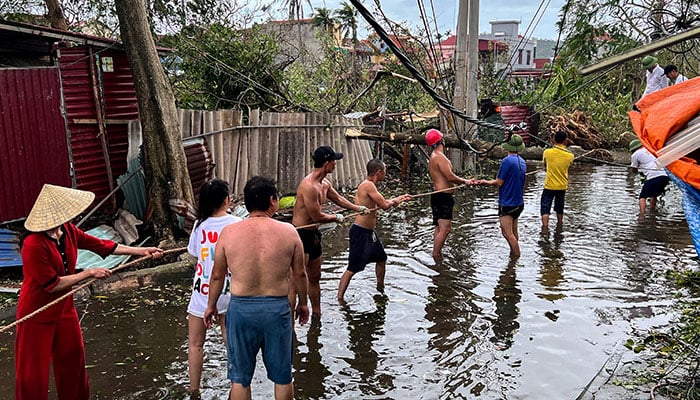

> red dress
[15,223,117,400]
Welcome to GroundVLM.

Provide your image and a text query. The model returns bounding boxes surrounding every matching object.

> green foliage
[160,24,286,110]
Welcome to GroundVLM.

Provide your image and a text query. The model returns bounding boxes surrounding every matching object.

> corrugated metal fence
[130,109,373,198]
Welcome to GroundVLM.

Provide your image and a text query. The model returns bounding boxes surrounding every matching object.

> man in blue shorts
[205,176,309,400]
[337,159,412,302]
[540,131,574,229]
[478,134,527,258]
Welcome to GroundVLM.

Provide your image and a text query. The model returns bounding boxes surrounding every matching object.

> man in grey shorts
[205,176,309,400]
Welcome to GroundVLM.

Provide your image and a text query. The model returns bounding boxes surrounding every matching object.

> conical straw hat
[24,184,95,232]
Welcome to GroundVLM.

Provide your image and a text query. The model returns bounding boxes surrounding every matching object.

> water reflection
[537,226,566,301]
[0,164,696,399]
[338,294,392,396]
[293,316,330,399]
[489,260,521,350]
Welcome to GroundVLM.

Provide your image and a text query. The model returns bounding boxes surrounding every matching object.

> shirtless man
[426,129,476,259]
[204,176,309,400]
[292,146,369,316]
[337,159,412,302]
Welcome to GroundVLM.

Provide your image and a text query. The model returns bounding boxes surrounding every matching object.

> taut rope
[0,247,187,334]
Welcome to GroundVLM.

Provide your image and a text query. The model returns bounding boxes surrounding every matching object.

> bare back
[217,217,303,297]
[429,150,457,192]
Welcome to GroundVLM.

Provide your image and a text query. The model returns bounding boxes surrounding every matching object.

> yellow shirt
[543,145,574,190]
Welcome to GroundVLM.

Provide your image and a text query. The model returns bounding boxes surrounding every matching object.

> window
[518,49,523,64]
[526,50,531,65]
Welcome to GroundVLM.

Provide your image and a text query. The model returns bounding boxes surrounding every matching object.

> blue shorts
[640,176,669,198]
[347,224,387,273]
[540,189,566,215]
[226,296,292,387]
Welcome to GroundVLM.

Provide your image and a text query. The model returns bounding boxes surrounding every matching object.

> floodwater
[0,162,697,399]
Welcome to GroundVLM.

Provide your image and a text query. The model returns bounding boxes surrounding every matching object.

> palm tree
[334,2,358,45]
[281,0,312,20]
[335,2,359,77]
[312,7,336,33]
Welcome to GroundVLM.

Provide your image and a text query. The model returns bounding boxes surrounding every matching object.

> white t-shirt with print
[187,214,242,317]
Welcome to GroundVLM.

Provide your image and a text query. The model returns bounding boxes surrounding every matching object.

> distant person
[477,134,527,258]
[186,179,242,395]
[663,64,688,84]
[641,56,669,98]
[629,139,669,214]
[204,176,309,400]
[426,129,477,259]
[292,146,369,316]
[477,98,506,143]
[540,131,574,229]
[16,184,163,400]
[337,159,412,302]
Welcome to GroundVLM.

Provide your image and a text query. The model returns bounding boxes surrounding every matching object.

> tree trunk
[45,0,68,30]
[114,0,194,243]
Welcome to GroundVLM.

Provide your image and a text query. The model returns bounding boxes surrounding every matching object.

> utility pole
[465,0,479,140]
[452,0,468,169]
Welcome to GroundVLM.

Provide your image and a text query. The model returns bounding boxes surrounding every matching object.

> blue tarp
[0,228,22,268]
[668,172,700,258]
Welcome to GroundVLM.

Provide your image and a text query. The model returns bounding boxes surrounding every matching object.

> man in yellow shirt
[541,131,574,229]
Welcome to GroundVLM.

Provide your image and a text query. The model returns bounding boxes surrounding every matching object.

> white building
[482,20,537,75]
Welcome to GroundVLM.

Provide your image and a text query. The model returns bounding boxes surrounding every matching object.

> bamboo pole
[0,247,187,334]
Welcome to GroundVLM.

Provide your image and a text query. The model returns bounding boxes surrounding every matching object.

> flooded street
[0,162,697,399]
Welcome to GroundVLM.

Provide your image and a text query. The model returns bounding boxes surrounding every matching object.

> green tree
[160,24,290,110]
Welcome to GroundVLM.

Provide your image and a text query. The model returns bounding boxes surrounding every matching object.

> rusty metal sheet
[501,104,539,144]
[0,67,71,222]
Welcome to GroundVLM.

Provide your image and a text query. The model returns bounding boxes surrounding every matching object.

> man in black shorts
[426,129,476,259]
[337,159,411,302]
[292,146,369,315]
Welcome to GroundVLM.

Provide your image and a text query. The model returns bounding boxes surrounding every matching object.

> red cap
[425,129,444,146]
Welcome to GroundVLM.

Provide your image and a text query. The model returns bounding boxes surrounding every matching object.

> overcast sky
[308,0,566,40]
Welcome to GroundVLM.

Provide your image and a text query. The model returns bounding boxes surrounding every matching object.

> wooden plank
[179,109,192,138]
[248,109,261,178]
[221,109,234,183]
[236,115,249,199]
[214,111,224,179]
[229,111,242,199]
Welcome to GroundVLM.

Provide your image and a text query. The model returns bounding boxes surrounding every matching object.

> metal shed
[0,20,146,223]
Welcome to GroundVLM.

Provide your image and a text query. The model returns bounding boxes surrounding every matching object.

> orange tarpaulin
[628,77,700,190]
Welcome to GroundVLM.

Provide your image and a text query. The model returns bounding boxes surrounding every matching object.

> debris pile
[547,111,609,150]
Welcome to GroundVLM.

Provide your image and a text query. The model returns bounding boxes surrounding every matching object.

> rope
[294,183,476,229]
[0,247,187,334]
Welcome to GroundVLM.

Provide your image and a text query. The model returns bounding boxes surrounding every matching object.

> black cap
[312,146,344,163]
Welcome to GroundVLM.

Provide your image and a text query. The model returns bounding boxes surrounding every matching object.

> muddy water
[0,163,697,399]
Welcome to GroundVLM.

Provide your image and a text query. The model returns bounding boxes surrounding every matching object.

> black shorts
[498,204,524,219]
[430,192,455,225]
[540,189,566,215]
[640,176,669,198]
[347,224,387,273]
[297,228,322,260]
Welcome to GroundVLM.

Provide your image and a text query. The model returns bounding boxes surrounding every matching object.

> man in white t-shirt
[641,56,669,98]
[629,139,669,214]
[663,64,689,84]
